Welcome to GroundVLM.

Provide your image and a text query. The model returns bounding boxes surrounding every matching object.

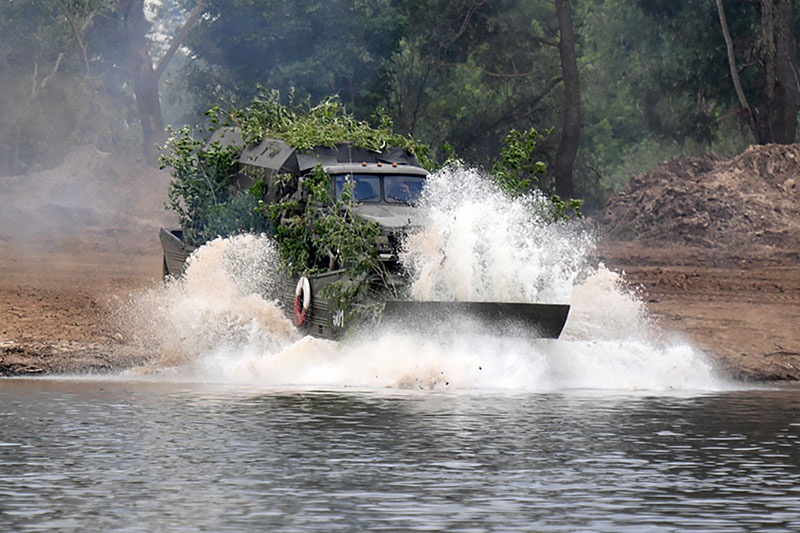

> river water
[2,378,799,532]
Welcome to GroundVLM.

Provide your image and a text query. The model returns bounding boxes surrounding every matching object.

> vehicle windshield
[384,175,425,204]
[333,174,380,203]
[333,174,425,204]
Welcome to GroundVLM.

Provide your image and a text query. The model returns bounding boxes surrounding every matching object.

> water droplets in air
[125,166,727,391]
[403,165,590,304]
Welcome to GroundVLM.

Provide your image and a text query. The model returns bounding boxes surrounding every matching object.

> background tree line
[1,0,797,209]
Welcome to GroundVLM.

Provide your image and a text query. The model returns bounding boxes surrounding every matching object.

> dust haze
[0,145,175,264]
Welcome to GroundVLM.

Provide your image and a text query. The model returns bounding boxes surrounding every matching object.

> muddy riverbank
[1,239,798,382]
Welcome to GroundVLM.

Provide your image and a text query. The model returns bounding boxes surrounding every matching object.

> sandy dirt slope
[1,146,174,375]
[597,242,800,382]
[598,143,800,380]
[1,144,799,381]
[0,245,163,374]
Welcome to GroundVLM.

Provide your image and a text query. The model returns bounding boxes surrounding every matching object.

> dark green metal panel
[382,301,570,339]
[159,228,195,277]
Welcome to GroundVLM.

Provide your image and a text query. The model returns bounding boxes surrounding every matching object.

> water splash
[124,234,298,369]
[403,165,590,304]
[124,168,728,391]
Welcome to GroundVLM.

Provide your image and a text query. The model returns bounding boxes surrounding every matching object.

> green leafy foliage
[161,91,426,291]
[0,0,136,175]
[491,127,582,220]
[218,88,432,168]
[492,128,550,196]
[5,0,784,209]
[182,0,406,121]
[159,125,268,246]
[264,165,383,279]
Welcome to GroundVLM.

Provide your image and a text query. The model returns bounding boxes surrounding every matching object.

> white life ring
[293,276,312,326]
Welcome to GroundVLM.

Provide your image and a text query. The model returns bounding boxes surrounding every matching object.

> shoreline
[2,240,799,382]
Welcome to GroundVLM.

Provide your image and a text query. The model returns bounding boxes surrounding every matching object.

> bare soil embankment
[598,144,800,381]
[596,242,800,382]
[1,144,799,380]
[1,146,174,375]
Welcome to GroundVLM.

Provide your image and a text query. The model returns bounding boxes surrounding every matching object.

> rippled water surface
[2,378,799,532]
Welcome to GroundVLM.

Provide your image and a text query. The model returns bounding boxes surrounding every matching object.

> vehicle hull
[160,228,570,340]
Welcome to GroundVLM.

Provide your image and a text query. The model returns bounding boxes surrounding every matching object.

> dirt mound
[601,144,800,252]
[0,145,176,255]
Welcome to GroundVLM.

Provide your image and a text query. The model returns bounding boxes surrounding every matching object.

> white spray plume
[402,165,592,304]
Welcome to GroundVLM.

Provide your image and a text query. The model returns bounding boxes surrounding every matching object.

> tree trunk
[716,0,758,139]
[757,0,798,144]
[718,0,798,144]
[553,0,581,199]
[767,0,798,144]
[122,0,165,164]
[120,0,207,164]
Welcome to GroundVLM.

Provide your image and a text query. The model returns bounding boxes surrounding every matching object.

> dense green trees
[382,1,570,168]
[180,0,404,116]
[2,0,798,207]
[631,0,798,146]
